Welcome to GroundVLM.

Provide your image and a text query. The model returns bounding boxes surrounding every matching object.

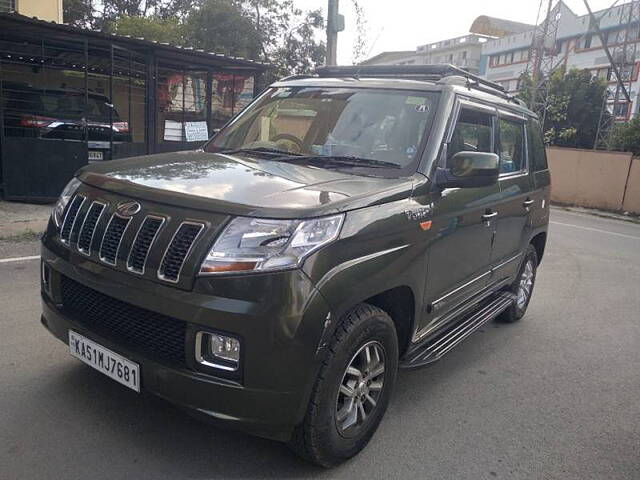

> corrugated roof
[0,12,270,70]
[470,16,534,37]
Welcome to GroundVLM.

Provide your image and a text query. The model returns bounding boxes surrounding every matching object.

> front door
[419,101,500,338]
[489,112,534,284]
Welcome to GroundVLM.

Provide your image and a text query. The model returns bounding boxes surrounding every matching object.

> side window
[527,118,548,171]
[498,118,526,174]
[447,108,494,162]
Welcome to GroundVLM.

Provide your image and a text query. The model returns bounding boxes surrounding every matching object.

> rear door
[489,111,534,285]
[420,99,500,334]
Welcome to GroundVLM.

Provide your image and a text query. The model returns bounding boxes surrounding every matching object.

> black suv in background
[2,82,131,161]
[40,65,550,467]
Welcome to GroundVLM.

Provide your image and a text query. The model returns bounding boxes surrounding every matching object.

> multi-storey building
[360,20,530,73]
[0,0,63,23]
[480,1,640,120]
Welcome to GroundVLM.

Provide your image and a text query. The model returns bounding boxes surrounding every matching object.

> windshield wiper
[274,155,402,169]
[221,147,303,157]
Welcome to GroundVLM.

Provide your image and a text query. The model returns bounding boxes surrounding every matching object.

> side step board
[400,292,516,369]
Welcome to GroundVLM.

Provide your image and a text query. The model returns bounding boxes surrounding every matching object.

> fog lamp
[195,331,241,371]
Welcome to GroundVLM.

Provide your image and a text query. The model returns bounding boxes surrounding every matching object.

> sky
[299,0,619,65]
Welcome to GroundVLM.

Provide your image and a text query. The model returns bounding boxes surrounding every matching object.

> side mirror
[436,151,499,189]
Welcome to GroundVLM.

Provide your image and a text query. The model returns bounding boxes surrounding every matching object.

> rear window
[527,118,548,171]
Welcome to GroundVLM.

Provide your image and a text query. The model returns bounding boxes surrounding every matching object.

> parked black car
[2,82,131,161]
[40,65,550,467]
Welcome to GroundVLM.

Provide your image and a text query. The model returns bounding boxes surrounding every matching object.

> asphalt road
[1,208,639,480]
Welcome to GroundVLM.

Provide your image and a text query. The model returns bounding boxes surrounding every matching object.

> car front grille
[127,216,164,274]
[99,214,131,265]
[60,195,85,244]
[60,275,187,366]
[159,223,204,282]
[59,193,209,285]
[77,201,106,254]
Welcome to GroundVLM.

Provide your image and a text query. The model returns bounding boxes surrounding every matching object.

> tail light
[20,115,56,128]
[112,121,129,133]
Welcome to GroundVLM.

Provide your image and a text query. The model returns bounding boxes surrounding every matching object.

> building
[359,51,417,66]
[361,19,531,74]
[479,1,640,120]
[0,13,268,202]
[0,0,63,23]
[413,34,494,73]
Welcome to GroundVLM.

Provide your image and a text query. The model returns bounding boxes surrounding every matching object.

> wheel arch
[364,286,415,357]
[529,231,547,263]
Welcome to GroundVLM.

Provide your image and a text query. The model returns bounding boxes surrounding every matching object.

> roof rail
[314,64,525,104]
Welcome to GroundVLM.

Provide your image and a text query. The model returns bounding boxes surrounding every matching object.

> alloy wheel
[517,260,534,308]
[335,341,386,437]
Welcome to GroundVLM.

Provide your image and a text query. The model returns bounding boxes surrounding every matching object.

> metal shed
[0,13,268,202]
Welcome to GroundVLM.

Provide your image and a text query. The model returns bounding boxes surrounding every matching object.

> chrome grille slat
[77,201,107,255]
[127,216,165,274]
[158,222,204,283]
[60,195,85,244]
[99,214,131,265]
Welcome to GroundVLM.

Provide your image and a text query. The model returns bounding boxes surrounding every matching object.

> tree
[243,0,325,78]
[610,117,640,155]
[183,0,262,59]
[111,15,186,46]
[63,0,325,76]
[518,67,606,149]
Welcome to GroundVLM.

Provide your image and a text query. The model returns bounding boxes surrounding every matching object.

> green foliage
[111,15,186,46]
[518,67,606,149]
[609,117,640,155]
[183,0,262,59]
[63,0,326,77]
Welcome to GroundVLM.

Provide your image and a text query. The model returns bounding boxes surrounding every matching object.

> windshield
[206,87,439,169]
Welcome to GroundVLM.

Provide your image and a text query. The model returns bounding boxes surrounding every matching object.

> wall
[17,0,62,23]
[622,158,640,213]
[546,147,640,214]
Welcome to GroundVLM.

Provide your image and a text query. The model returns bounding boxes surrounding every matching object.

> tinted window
[527,118,548,171]
[498,118,525,173]
[448,108,493,162]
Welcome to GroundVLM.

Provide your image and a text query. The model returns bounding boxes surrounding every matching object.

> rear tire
[498,244,538,323]
[288,304,398,467]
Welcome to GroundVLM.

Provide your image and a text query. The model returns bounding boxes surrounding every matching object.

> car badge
[116,201,141,217]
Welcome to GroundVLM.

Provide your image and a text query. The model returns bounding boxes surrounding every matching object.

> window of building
[498,118,526,174]
[0,0,16,13]
[448,108,494,162]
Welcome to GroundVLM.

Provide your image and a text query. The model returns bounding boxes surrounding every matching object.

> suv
[40,65,550,467]
[2,82,131,161]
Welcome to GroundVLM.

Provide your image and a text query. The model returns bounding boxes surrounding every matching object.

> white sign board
[185,121,209,142]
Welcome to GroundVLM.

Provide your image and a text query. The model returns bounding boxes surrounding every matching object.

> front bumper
[40,240,333,441]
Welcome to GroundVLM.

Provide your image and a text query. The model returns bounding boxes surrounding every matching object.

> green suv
[41,65,550,467]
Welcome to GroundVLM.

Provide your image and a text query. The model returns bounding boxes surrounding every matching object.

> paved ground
[0,200,52,239]
[0,208,638,480]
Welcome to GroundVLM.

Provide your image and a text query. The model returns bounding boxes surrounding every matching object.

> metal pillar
[526,0,561,125]
[327,0,339,65]
[589,0,640,149]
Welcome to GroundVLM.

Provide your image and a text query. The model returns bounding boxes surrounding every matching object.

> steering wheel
[272,134,304,154]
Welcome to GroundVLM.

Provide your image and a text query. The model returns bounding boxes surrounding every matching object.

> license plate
[88,151,103,161]
[69,330,140,392]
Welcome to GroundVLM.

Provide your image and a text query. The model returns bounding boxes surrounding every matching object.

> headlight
[200,214,344,275]
[52,177,82,228]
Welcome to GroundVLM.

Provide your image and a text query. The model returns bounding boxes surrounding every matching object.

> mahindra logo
[116,201,141,217]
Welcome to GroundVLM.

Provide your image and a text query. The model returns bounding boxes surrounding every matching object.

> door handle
[523,199,535,208]
[482,211,498,221]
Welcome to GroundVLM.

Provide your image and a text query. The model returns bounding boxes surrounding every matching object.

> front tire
[289,304,398,467]
[498,244,538,323]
